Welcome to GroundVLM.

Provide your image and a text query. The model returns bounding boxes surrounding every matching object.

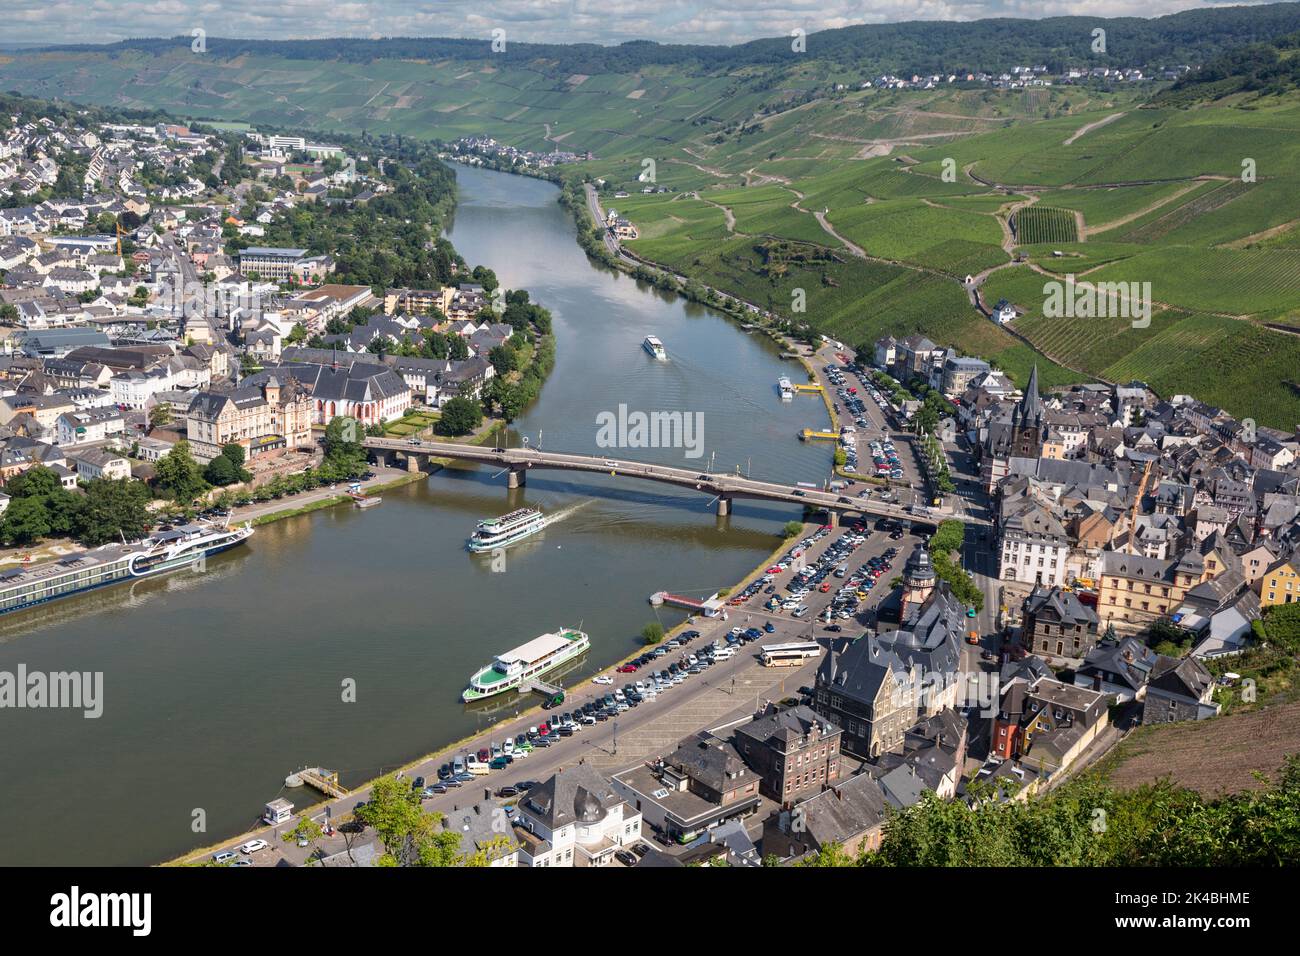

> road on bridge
[363,436,987,528]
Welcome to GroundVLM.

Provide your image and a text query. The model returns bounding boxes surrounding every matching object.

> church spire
[1017,364,1043,426]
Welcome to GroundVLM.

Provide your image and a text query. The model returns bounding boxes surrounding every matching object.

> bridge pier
[507,466,527,489]
[406,453,423,473]
[827,510,839,529]
[716,495,731,517]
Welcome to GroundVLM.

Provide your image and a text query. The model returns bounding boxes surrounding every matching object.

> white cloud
[0,0,1273,47]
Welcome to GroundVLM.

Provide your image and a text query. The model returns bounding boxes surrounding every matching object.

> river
[0,165,831,866]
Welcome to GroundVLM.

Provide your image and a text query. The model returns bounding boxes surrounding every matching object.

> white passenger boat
[467,507,546,552]
[462,628,591,702]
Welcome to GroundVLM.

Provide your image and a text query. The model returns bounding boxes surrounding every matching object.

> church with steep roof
[981,364,1049,492]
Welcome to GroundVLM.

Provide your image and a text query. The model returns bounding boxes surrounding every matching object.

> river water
[0,165,831,866]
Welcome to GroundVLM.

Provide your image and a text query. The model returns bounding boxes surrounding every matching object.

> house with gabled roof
[1022,585,1099,659]
[992,674,1109,776]
[1141,655,1219,724]
[760,771,888,862]
[814,567,964,759]
[1073,634,1158,702]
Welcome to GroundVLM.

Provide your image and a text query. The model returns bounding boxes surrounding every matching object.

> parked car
[239,839,269,855]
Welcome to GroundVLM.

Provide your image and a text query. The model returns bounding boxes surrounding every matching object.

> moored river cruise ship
[0,522,254,617]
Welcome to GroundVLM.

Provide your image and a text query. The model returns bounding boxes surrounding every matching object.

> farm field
[1015,205,1079,245]
[1035,182,1195,231]
[1001,272,1300,427]
[1086,247,1300,315]
[704,185,837,246]
[1100,699,1300,797]
[825,198,1007,275]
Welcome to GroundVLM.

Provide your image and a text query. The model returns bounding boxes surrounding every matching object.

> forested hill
[31,3,1300,77]
[1156,27,1300,102]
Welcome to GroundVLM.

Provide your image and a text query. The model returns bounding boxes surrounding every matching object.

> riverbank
[168,518,810,866]
[565,180,797,335]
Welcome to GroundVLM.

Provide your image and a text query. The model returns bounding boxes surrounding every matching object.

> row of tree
[927,519,984,612]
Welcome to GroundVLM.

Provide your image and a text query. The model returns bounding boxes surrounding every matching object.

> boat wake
[540,499,591,530]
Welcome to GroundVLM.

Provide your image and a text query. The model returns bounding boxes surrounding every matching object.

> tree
[641,622,665,645]
[221,443,248,473]
[322,416,368,478]
[798,842,859,867]
[154,440,209,504]
[929,520,966,556]
[488,344,518,376]
[204,454,239,487]
[75,479,151,546]
[436,397,482,437]
[4,465,80,538]
[148,404,172,429]
[324,416,363,458]
[1256,603,1300,654]
[353,773,472,867]
[783,520,805,538]
[0,496,51,546]
[485,378,525,423]
[282,817,325,864]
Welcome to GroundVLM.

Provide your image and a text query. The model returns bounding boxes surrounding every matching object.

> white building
[998,501,1070,587]
[55,408,127,446]
[111,367,176,409]
[512,766,642,867]
[67,447,132,481]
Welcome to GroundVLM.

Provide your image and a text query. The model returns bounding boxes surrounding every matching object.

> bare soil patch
[1104,699,1300,797]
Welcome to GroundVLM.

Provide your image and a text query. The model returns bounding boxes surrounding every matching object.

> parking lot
[203,518,923,866]
[812,347,925,498]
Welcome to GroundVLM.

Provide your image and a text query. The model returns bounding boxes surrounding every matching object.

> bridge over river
[363,437,989,529]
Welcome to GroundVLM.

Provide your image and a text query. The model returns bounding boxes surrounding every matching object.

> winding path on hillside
[693,192,736,232]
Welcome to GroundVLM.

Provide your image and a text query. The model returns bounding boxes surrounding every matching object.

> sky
[0,0,1275,48]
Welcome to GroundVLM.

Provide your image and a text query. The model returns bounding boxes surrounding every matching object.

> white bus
[760,642,822,667]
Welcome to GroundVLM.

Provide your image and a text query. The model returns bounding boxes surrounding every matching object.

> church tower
[1009,364,1047,459]
[901,544,937,618]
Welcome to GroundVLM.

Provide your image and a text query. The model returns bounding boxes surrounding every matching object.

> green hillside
[3,8,1300,424]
